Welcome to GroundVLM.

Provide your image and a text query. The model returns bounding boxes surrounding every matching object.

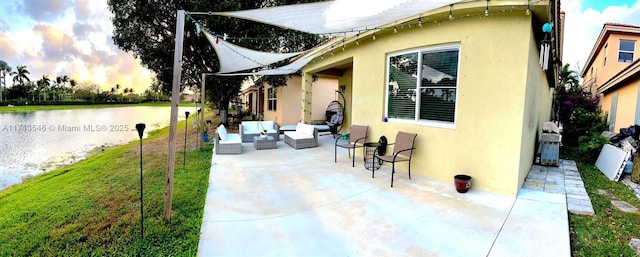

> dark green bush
[563,107,608,147]
[577,133,609,163]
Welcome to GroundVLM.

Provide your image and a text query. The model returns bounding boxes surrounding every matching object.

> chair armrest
[354,137,367,146]
[392,147,415,161]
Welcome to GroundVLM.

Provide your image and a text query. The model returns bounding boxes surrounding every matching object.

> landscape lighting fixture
[135,123,146,240]
[184,111,190,168]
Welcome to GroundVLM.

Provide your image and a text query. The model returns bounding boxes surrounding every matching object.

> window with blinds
[267,87,277,111]
[386,46,459,124]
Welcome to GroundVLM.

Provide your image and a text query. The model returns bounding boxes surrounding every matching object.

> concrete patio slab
[488,189,570,257]
[198,135,570,256]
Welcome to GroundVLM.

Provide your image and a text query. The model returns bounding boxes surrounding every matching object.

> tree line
[0,60,168,105]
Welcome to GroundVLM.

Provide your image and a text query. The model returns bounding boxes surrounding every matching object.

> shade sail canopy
[205,0,461,75]
[213,54,318,76]
[213,0,460,35]
[204,30,304,73]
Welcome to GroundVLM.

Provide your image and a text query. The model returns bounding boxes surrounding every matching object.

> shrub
[577,133,609,163]
[563,107,608,147]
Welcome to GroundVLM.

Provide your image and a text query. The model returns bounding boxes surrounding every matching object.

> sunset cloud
[0,0,152,92]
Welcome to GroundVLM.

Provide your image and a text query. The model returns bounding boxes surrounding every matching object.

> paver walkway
[523,160,595,215]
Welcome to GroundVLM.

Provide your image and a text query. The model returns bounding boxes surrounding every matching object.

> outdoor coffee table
[253,136,276,150]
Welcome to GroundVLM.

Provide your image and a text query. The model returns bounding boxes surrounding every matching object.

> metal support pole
[164,9,185,220]
[199,73,207,148]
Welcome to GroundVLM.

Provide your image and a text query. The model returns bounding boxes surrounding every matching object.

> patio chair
[374,131,417,187]
[334,125,368,167]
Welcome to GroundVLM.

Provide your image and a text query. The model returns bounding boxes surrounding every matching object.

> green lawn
[0,101,172,113]
[570,160,640,256]
[0,123,212,256]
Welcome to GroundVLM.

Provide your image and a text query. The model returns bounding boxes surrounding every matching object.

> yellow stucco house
[240,75,338,126]
[295,0,563,196]
[580,23,640,132]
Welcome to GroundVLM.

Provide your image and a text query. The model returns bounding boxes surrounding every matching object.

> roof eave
[598,58,640,94]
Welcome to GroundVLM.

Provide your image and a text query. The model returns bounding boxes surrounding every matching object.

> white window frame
[267,87,277,111]
[603,43,608,66]
[384,44,460,129]
[618,39,635,63]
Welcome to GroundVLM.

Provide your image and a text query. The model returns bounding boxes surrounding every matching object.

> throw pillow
[301,124,315,137]
[218,124,227,140]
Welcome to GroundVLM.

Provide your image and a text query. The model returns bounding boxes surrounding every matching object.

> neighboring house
[297,1,563,196]
[240,84,261,117]
[240,75,338,125]
[580,23,640,132]
[597,59,640,132]
[581,23,640,96]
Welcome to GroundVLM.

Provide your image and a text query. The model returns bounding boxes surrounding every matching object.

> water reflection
[0,106,197,191]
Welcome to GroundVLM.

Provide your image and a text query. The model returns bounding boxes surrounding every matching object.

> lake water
[0,106,197,191]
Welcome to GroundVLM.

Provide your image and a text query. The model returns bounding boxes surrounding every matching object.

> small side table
[253,136,276,150]
[363,142,381,171]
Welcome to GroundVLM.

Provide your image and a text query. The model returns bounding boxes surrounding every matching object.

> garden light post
[135,123,146,240]
[184,111,190,168]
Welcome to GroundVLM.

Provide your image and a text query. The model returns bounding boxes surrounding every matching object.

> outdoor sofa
[214,124,242,154]
[284,123,318,149]
[240,121,279,143]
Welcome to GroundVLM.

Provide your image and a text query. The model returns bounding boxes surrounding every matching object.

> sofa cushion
[242,121,277,134]
[217,124,227,141]
[220,133,241,144]
[242,122,258,132]
[284,131,314,140]
[261,121,274,129]
[297,123,315,137]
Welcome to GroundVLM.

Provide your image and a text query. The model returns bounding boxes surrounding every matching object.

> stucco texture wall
[263,76,338,126]
[263,76,302,125]
[304,13,550,196]
[601,79,640,132]
[598,34,640,87]
[311,77,339,123]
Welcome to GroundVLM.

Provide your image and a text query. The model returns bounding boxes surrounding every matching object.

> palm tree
[558,64,580,92]
[69,79,77,100]
[115,84,122,101]
[55,76,70,101]
[553,64,582,121]
[0,60,11,101]
[37,75,51,102]
[60,75,70,101]
[11,65,30,86]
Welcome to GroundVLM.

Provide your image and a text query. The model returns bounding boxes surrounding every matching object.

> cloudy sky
[562,0,640,71]
[0,0,639,93]
[0,0,152,93]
